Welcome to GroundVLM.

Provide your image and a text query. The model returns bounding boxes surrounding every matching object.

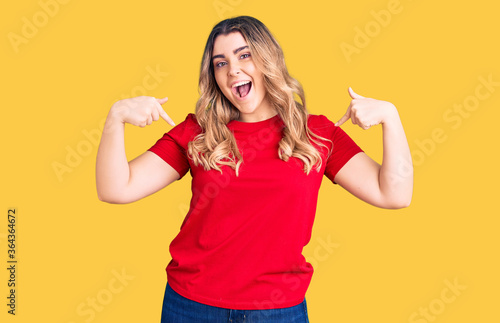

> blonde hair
[188,16,332,176]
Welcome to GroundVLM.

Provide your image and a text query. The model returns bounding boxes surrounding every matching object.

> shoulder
[307,114,333,126]
[171,113,202,133]
[162,113,202,146]
[184,113,203,133]
[307,114,338,137]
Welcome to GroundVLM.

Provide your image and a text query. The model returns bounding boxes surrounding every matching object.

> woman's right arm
[96,96,179,204]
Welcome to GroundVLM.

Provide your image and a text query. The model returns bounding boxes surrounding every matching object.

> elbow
[389,200,411,210]
[97,193,111,204]
[374,189,412,209]
[98,195,128,204]
[97,192,116,204]
[96,179,131,204]
[378,183,413,209]
[96,189,129,204]
[384,195,412,209]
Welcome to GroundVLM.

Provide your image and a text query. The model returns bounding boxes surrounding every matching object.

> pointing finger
[159,109,175,127]
[335,109,351,127]
[156,104,175,126]
[152,97,175,126]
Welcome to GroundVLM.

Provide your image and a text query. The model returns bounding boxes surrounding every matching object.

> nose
[228,61,241,77]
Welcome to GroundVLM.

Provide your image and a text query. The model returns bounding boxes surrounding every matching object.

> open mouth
[232,81,252,98]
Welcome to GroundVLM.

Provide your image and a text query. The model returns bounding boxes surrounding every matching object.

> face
[212,31,275,122]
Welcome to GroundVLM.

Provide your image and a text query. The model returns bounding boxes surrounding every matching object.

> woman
[96,16,413,323]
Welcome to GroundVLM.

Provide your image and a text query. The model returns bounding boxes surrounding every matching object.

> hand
[335,87,397,129]
[110,96,175,127]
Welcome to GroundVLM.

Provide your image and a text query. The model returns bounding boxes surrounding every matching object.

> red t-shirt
[148,113,363,310]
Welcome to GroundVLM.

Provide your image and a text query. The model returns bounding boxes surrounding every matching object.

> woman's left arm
[333,87,414,209]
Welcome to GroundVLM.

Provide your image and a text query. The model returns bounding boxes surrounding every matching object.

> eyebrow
[212,46,249,61]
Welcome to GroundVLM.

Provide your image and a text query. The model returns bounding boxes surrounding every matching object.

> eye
[215,61,227,68]
[240,53,251,59]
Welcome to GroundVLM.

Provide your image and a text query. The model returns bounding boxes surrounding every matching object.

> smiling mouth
[232,81,252,98]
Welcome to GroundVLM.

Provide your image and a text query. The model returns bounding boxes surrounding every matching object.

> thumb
[348,87,365,99]
[156,96,169,105]
[335,109,351,127]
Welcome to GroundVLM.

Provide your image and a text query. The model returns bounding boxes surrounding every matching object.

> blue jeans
[160,282,310,323]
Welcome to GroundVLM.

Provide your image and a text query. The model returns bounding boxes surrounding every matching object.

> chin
[235,105,256,114]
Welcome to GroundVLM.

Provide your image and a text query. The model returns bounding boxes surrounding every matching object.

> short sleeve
[148,113,200,180]
[318,116,364,184]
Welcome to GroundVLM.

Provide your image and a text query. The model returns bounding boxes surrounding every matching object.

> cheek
[214,74,226,92]
[213,71,222,86]
[214,70,227,84]
[213,73,232,100]
[247,63,263,85]
[254,71,266,91]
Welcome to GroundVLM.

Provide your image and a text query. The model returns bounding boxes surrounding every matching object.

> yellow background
[1,0,499,322]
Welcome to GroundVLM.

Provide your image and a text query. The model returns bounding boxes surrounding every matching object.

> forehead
[212,31,248,56]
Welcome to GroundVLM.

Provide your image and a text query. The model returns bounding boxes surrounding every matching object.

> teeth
[232,81,251,88]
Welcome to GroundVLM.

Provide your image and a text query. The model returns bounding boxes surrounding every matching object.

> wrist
[102,105,126,134]
[108,103,127,124]
[380,102,399,126]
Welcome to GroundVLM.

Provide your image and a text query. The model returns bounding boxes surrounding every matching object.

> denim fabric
[161,282,309,323]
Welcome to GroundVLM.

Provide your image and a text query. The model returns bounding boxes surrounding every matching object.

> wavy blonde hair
[188,16,332,176]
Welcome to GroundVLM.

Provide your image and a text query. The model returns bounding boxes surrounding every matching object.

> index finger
[154,97,176,126]
[335,109,351,127]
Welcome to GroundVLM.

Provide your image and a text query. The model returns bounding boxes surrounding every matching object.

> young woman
[96,16,413,323]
